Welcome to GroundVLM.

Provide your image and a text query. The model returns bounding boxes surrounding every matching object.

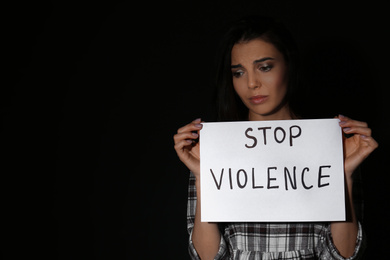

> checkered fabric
[187,171,365,260]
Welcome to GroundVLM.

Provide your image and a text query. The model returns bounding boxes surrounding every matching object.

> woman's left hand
[338,115,378,178]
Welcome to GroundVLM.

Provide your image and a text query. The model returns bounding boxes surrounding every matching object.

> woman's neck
[248,105,294,121]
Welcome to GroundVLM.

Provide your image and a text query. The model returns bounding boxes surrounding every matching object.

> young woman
[173,16,378,260]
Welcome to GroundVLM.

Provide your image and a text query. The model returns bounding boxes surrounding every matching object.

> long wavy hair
[215,16,301,121]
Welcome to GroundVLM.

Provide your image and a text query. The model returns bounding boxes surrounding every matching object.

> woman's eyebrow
[231,64,243,69]
[231,57,275,69]
[254,57,274,63]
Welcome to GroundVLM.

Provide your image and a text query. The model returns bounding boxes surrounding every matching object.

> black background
[3,1,389,259]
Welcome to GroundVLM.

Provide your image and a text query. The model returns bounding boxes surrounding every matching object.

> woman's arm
[192,178,221,260]
[330,115,378,258]
[174,119,221,259]
[330,175,358,258]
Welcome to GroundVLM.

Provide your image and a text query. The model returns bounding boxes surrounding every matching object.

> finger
[356,136,379,160]
[173,131,199,143]
[177,118,203,134]
[174,139,193,154]
[342,126,372,136]
[360,135,379,149]
[338,115,368,128]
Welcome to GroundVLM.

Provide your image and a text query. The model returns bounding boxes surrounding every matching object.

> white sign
[200,119,345,222]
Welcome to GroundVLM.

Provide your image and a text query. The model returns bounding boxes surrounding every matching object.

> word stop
[245,125,302,148]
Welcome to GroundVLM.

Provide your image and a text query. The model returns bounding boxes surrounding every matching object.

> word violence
[209,165,332,191]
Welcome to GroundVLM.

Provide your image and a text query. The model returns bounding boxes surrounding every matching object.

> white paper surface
[200,119,345,222]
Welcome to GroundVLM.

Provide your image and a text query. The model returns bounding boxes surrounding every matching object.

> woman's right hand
[173,118,203,178]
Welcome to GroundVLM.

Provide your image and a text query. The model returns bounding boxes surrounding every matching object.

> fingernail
[343,127,351,132]
[339,114,346,118]
[361,135,367,139]
[194,123,202,128]
[339,121,347,125]
[191,132,199,137]
[194,118,201,122]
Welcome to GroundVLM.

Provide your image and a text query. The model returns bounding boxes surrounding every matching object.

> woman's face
[231,38,290,120]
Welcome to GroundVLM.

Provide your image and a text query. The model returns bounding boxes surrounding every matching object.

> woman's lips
[249,95,268,105]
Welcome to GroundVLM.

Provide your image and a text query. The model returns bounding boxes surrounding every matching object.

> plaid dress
[187,171,365,260]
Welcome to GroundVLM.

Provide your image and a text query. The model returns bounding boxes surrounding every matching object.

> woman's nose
[248,73,261,89]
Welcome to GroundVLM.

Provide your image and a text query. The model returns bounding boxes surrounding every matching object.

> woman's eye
[259,64,273,72]
[232,70,244,78]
